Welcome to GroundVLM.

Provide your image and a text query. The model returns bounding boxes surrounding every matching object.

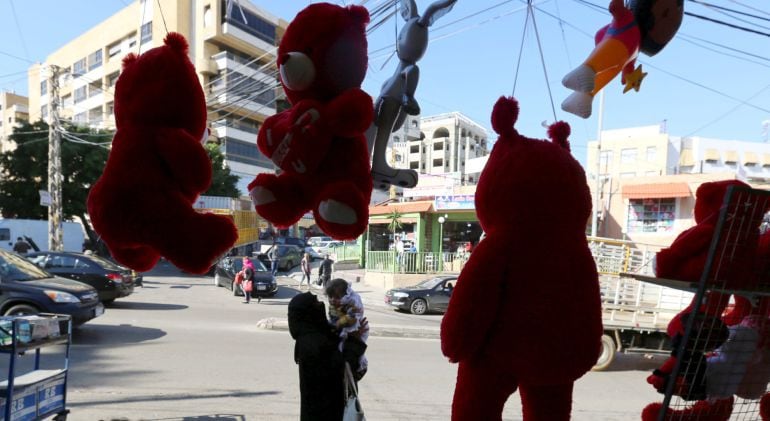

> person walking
[299,253,312,289]
[12,237,31,254]
[236,267,254,304]
[318,254,334,291]
[288,292,368,421]
[269,245,279,276]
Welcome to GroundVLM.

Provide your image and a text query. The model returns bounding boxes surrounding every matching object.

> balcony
[211,51,276,82]
[208,76,277,117]
[212,119,260,142]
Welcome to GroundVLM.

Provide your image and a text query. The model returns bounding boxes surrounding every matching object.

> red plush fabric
[641,397,733,421]
[248,3,373,240]
[440,97,602,421]
[761,392,770,420]
[87,33,237,274]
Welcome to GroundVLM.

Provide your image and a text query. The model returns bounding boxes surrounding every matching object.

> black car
[257,245,302,272]
[213,256,278,297]
[0,250,103,326]
[26,251,135,304]
[385,275,457,315]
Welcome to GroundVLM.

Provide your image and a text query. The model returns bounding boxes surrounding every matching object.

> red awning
[622,183,691,199]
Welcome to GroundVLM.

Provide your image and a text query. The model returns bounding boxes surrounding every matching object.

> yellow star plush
[623,64,647,93]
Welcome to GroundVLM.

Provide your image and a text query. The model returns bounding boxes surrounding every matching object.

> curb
[256,318,439,339]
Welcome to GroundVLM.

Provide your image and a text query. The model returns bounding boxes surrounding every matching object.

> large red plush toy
[87,33,237,274]
[247,3,373,240]
[440,97,602,421]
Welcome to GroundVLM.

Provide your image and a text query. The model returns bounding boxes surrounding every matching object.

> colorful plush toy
[87,33,237,274]
[247,3,373,240]
[561,0,642,119]
[440,97,602,421]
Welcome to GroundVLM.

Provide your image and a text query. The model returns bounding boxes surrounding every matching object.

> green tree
[203,142,240,198]
[0,121,112,248]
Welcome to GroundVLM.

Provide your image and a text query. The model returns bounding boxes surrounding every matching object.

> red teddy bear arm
[154,127,212,199]
[441,239,506,362]
[656,225,714,276]
[326,88,374,137]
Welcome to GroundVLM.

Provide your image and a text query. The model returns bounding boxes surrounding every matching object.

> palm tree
[387,210,403,272]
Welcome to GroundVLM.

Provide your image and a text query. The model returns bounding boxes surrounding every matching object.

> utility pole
[590,90,605,238]
[47,65,63,251]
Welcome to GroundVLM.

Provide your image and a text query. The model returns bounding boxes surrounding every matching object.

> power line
[8,0,30,61]
[687,0,770,23]
[684,82,770,137]
[683,11,770,37]
[726,0,770,17]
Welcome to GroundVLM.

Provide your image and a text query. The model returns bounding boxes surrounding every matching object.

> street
[10,263,665,420]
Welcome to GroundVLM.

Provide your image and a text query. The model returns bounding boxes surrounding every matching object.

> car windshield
[86,254,124,270]
[0,251,51,282]
[415,277,444,289]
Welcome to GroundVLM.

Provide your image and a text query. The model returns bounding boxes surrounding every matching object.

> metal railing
[365,251,468,273]
[327,243,361,262]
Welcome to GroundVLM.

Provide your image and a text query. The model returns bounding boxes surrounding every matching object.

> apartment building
[0,92,29,153]
[27,0,287,194]
[586,124,770,246]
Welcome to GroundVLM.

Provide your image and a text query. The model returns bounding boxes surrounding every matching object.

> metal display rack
[0,314,71,421]
[625,186,770,420]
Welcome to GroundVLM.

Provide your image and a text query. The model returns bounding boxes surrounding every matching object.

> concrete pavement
[262,267,442,339]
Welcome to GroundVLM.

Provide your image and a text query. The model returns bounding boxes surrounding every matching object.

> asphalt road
[6,262,666,420]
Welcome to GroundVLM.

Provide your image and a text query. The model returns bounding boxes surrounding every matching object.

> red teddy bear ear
[163,32,189,54]
[548,121,571,152]
[347,4,371,25]
[491,96,518,138]
[122,53,138,69]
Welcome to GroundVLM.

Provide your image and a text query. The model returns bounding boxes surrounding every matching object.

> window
[599,150,612,174]
[88,81,102,98]
[627,198,676,233]
[433,158,443,167]
[74,86,87,103]
[128,35,137,48]
[410,162,419,170]
[0,228,9,242]
[48,255,77,269]
[393,136,400,143]
[41,105,48,120]
[72,58,86,76]
[221,0,277,44]
[107,71,120,87]
[141,22,153,44]
[108,42,121,57]
[74,112,86,124]
[221,137,272,167]
[620,172,636,178]
[62,94,72,108]
[646,146,657,162]
[204,5,213,27]
[88,49,103,70]
[40,80,47,95]
[433,142,444,151]
[89,107,102,124]
[410,145,419,153]
[621,148,637,164]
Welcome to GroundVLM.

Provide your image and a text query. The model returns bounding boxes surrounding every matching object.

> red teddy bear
[440,97,602,421]
[247,3,373,240]
[87,33,237,274]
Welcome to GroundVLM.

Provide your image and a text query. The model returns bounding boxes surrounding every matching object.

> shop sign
[434,195,475,210]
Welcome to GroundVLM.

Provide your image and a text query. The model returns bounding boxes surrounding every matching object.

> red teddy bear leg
[248,172,311,229]
[642,397,733,421]
[451,359,518,421]
[314,181,369,240]
[519,382,574,421]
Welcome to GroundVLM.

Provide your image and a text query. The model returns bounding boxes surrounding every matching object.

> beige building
[0,92,29,153]
[587,124,770,246]
[27,0,287,194]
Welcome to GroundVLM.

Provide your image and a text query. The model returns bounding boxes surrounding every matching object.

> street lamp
[438,215,447,272]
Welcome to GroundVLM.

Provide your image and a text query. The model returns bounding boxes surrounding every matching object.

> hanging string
[511,5,530,97]
[138,0,148,50]
[529,1,558,122]
[157,0,169,34]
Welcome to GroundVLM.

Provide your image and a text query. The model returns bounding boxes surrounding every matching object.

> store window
[627,198,675,233]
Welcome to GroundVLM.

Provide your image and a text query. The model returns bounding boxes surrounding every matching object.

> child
[325,278,368,377]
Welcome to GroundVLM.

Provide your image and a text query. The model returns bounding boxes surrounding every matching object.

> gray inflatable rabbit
[368,0,458,191]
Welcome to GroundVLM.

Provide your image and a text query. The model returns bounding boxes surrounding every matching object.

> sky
[0,0,768,168]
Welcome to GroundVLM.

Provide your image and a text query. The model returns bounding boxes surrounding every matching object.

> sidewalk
[262,268,441,339]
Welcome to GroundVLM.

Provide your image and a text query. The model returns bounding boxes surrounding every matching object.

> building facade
[0,92,29,153]
[27,0,287,195]
[586,124,770,246]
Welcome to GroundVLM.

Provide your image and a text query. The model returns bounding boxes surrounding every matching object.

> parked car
[384,275,458,315]
[307,236,332,247]
[256,245,303,272]
[26,251,135,304]
[0,250,103,325]
[213,256,277,297]
[275,236,307,249]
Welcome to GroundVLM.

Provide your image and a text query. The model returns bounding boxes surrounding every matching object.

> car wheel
[410,299,427,315]
[592,334,617,371]
[4,304,40,317]
[214,273,221,287]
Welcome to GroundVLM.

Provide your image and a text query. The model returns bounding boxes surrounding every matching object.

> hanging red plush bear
[441,97,602,421]
[87,33,237,274]
[247,3,373,240]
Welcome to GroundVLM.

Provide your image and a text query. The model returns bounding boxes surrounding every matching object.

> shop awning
[744,152,758,165]
[369,201,434,216]
[622,183,691,199]
[724,150,738,163]
[704,149,720,162]
[679,149,694,166]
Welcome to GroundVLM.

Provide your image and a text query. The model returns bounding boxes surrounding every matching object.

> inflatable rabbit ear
[419,0,458,27]
[400,0,418,20]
